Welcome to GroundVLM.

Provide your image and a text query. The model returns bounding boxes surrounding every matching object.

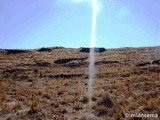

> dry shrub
[64,96,76,104]
[53,114,67,120]
[95,94,114,118]
[57,90,64,96]
[51,102,59,108]
[95,106,108,117]
[92,96,97,102]
[77,96,88,103]
[6,102,21,113]
[59,107,67,114]
[23,98,42,115]
[97,94,114,108]
[28,103,42,115]
[0,102,21,115]
[74,102,82,110]
[43,93,50,99]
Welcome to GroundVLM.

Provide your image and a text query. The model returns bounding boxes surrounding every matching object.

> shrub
[95,106,108,117]
[74,102,82,110]
[97,95,114,108]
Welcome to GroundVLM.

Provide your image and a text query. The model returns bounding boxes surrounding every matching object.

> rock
[35,62,50,67]
[5,49,28,54]
[27,79,33,82]
[79,47,105,53]
[79,48,90,53]
[48,73,82,79]
[2,68,25,78]
[20,75,29,80]
[97,95,114,108]
[54,57,87,64]
[95,48,106,53]
[95,60,119,65]
[54,58,76,64]
[28,109,37,115]
[77,96,88,103]
[152,59,160,65]
[66,60,82,68]
[137,62,151,67]
[37,47,52,52]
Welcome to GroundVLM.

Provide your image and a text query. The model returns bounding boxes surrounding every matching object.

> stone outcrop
[5,49,28,54]
[152,59,160,65]
[35,62,50,67]
[66,60,83,68]
[95,60,119,65]
[54,57,87,64]
[137,62,151,67]
[48,73,83,79]
[37,47,52,52]
[79,47,105,53]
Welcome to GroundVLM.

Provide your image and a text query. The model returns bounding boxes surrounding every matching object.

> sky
[0,0,159,49]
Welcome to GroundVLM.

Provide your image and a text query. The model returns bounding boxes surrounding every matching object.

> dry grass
[0,46,160,120]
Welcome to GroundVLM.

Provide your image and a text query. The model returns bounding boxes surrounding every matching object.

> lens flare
[88,0,98,108]
[70,0,99,111]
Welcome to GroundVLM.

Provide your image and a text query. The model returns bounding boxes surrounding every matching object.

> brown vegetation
[0,46,159,120]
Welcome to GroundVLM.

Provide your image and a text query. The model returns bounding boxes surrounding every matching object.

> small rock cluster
[79,47,105,53]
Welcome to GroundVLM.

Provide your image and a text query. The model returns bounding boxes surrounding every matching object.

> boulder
[48,73,82,79]
[137,62,151,67]
[152,59,160,65]
[35,62,50,67]
[5,49,28,54]
[66,60,82,68]
[79,47,105,53]
[37,47,52,52]
[54,57,87,64]
[95,60,119,65]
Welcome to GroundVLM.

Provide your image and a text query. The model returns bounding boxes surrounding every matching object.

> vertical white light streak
[88,0,98,108]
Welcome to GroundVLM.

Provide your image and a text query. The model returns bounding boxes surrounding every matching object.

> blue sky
[0,0,159,49]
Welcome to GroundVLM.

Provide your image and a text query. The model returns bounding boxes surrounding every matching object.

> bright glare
[88,0,98,109]
[90,0,97,47]
[70,0,101,12]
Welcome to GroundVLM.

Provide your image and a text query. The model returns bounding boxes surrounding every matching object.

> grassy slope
[0,46,160,120]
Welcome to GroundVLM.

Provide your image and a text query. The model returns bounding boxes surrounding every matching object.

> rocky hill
[0,46,159,120]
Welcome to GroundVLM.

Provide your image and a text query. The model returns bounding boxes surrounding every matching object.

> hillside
[0,46,160,120]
